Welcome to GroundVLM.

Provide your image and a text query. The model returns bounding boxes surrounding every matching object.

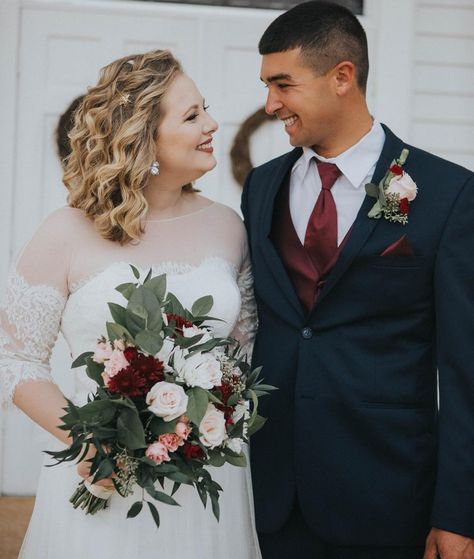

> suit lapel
[310,126,406,312]
[258,148,305,320]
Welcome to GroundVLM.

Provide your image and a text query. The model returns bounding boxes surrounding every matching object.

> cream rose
[199,404,227,449]
[146,382,188,422]
[174,351,222,389]
[386,171,417,201]
[226,437,244,454]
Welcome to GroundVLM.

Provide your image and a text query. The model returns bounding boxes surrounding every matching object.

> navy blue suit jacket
[242,126,474,546]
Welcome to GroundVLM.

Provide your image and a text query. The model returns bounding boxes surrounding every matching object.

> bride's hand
[77,447,115,489]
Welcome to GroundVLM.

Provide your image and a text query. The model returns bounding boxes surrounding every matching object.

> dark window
[137,1,364,15]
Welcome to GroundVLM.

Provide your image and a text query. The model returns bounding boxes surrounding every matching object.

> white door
[1,0,454,494]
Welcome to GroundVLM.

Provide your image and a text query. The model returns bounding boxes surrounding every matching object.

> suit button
[301,327,313,339]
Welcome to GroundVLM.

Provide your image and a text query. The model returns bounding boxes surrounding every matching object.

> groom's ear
[332,61,357,96]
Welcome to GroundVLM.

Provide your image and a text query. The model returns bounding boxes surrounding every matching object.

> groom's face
[260,48,339,151]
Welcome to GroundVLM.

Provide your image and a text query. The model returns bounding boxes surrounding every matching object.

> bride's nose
[204,112,218,134]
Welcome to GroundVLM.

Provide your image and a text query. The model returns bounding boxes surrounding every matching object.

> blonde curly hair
[63,49,196,245]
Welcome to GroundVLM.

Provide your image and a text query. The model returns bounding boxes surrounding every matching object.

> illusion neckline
[143,202,216,223]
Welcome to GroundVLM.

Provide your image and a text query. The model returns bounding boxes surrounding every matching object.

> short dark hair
[258,1,369,92]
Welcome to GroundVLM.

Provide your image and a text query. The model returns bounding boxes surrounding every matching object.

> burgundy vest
[271,177,349,314]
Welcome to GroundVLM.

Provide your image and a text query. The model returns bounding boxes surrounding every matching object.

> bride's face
[155,73,218,184]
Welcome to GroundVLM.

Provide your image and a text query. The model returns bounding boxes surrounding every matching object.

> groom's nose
[265,88,283,116]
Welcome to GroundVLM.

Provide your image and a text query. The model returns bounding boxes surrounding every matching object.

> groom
[242,2,474,558]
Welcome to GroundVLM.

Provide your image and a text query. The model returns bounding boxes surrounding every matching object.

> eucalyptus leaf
[135,330,163,355]
[107,303,127,326]
[186,387,209,426]
[165,293,185,316]
[115,282,136,300]
[117,408,146,450]
[130,264,141,280]
[71,351,94,369]
[127,501,143,518]
[191,295,214,317]
[147,501,160,529]
[367,200,383,219]
[145,274,167,302]
[223,452,247,468]
[106,322,133,343]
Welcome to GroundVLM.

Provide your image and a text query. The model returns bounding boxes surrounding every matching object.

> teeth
[283,116,298,127]
[197,141,212,150]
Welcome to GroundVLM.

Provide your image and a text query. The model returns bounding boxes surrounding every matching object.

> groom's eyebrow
[260,73,293,83]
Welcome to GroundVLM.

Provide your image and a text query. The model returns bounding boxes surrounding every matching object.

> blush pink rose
[175,421,192,440]
[93,341,113,364]
[146,441,170,465]
[386,171,417,201]
[104,349,129,378]
[159,433,184,452]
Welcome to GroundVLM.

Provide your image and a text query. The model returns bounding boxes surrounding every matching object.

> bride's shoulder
[37,206,92,238]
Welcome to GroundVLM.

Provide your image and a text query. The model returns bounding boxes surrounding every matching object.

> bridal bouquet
[47,265,274,528]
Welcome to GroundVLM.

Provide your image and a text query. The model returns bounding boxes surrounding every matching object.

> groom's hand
[423,528,474,559]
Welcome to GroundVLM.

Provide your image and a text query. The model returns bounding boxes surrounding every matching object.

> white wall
[0,0,473,495]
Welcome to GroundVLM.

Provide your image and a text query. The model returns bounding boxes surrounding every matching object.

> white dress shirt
[289,121,386,246]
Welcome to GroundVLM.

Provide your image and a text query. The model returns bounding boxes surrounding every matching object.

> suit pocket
[365,255,427,269]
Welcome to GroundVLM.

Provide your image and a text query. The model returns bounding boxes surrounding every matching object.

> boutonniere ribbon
[365,148,417,225]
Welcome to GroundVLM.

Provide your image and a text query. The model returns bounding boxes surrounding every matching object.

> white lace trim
[0,269,66,406]
[69,256,238,294]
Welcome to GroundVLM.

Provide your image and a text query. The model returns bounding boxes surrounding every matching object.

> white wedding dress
[0,200,261,559]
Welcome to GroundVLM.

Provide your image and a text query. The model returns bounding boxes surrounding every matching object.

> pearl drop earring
[150,160,160,176]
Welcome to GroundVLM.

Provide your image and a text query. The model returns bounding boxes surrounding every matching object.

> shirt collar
[296,120,386,189]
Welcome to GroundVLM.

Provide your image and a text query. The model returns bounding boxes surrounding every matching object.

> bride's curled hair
[64,50,193,244]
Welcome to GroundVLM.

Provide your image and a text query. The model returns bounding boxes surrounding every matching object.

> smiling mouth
[197,139,213,152]
[281,115,298,127]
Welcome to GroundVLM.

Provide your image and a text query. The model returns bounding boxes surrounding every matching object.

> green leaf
[107,303,127,326]
[148,417,178,438]
[127,501,143,518]
[71,351,94,369]
[226,393,240,407]
[92,458,114,483]
[115,282,136,300]
[143,268,153,284]
[207,450,226,467]
[74,399,116,424]
[145,486,180,506]
[165,293,185,316]
[135,330,163,355]
[223,451,247,467]
[171,482,181,497]
[364,182,379,198]
[106,322,133,343]
[129,286,163,331]
[84,356,105,387]
[247,414,267,437]
[367,200,383,219]
[147,501,160,529]
[125,309,146,336]
[186,387,209,426]
[145,274,167,302]
[210,492,220,522]
[130,264,141,280]
[117,408,146,450]
[191,295,214,317]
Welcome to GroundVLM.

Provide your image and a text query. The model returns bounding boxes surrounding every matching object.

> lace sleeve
[0,209,70,407]
[0,269,66,407]
[231,256,258,361]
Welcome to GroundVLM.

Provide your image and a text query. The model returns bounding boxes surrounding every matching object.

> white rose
[226,437,244,454]
[156,337,175,367]
[182,325,213,344]
[386,171,417,201]
[199,404,227,449]
[175,351,222,389]
[146,381,188,422]
[232,401,250,424]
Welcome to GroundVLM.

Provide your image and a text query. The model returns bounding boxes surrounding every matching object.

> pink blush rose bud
[93,341,113,364]
[104,349,129,378]
[158,433,183,452]
[175,421,192,440]
[146,441,170,465]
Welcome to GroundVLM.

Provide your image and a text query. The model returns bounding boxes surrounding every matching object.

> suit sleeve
[432,173,474,537]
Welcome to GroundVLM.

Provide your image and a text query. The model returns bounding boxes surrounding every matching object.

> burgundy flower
[166,313,194,336]
[107,350,165,398]
[124,347,139,362]
[215,381,233,405]
[390,164,403,176]
[183,442,205,461]
[107,366,148,397]
[399,198,410,215]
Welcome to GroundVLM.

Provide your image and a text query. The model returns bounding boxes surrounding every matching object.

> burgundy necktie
[304,160,341,274]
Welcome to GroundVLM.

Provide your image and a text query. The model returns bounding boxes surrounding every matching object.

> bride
[0,49,261,558]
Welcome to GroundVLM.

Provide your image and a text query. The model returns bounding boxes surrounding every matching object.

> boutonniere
[365,148,417,224]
